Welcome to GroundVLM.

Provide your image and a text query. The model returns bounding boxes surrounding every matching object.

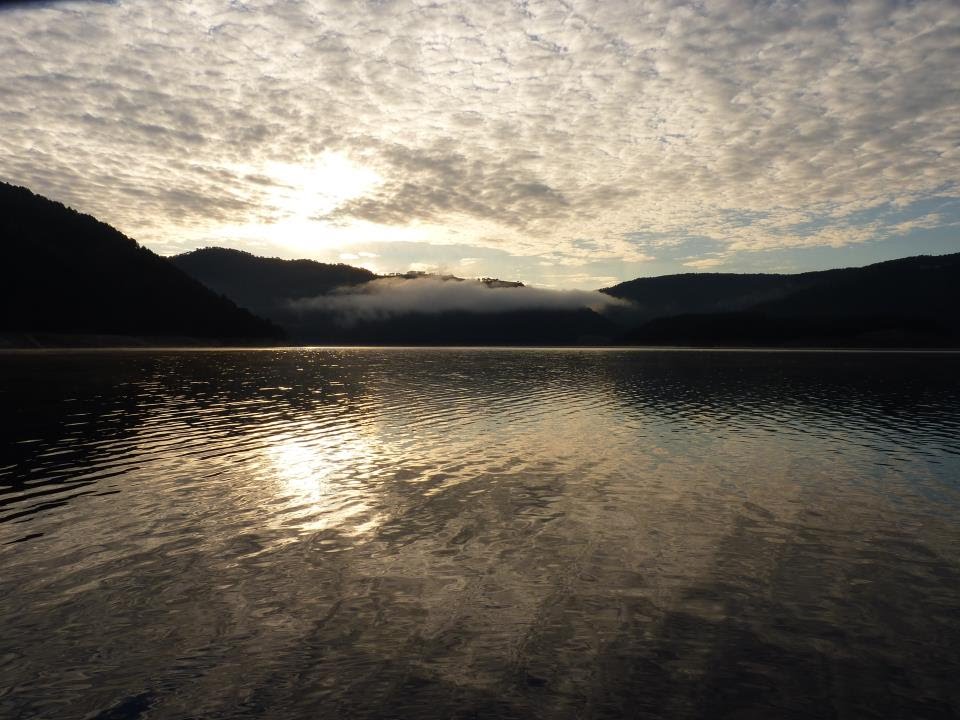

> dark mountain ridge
[0,182,281,343]
[4,181,956,347]
[279,307,617,346]
[605,253,960,347]
[172,247,615,344]
[171,247,376,319]
[601,272,809,324]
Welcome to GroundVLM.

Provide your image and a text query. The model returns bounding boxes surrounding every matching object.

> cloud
[324,143,571,231]
[683,258,725,270]
[0,1,111,7]
[0,0,957,270]
[290,276,631,323]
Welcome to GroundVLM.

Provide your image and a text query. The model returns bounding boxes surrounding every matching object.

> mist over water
[1,349,959,719]
[289,276,629,324]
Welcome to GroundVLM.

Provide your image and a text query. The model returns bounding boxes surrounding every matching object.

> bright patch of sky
[0,0,957,288]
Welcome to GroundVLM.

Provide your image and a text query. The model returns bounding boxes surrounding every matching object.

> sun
[169,150,483,257]
[261,153,383,220]
[196,152,385,255]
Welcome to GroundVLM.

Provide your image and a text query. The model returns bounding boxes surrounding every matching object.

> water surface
[2,349,959,719]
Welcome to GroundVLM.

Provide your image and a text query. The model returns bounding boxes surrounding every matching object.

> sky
[1,0,958,288]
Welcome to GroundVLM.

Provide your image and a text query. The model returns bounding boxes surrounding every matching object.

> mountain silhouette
[0,183,281,344]
[605,253,960,347]
[4,181,955,348]
[601,273,808,325]
[170,247,375,340]
[172,248,616,345]
[271,306,617,346]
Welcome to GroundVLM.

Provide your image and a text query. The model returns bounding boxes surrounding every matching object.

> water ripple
[1,349,959,719]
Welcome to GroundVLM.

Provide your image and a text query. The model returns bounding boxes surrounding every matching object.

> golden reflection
[264,429,383,536]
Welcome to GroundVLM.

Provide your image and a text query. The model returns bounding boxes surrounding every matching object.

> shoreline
[2,341,959,354]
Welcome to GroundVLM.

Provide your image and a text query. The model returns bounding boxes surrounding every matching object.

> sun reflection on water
[265,429,383,536]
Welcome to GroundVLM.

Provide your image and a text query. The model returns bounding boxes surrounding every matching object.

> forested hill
[170,247,376,320]
[5,178,954,348]
[604,253,960,347]
[171,248,616,344]
[602,272,806,323]
[0,182,281,342]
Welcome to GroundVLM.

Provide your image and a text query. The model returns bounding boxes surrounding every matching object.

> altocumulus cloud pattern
[0,0,957,273]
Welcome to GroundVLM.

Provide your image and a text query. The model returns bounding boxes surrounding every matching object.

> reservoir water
[1,348,959,719]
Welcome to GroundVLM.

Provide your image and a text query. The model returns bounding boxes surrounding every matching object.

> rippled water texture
[2,349,960,719]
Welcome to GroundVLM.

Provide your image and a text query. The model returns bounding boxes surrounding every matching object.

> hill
[171,247,376,319]
[0,183,281,343]
[601,272,808,324]
[173,249,616,344]
[272,306,617,346]
[172,248,382,341]
[605,253,960,347]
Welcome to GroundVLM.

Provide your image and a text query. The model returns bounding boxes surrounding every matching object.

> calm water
[1,349,959,719]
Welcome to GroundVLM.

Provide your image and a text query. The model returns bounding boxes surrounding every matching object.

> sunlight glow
[261,154,383,220]
[197,152,389,254]
[160,154,535,262]
[265,431,382,536]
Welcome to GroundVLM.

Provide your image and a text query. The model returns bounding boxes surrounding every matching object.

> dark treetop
[0,182,281,343]
[602,253,960,347]
[172,247,617,345]
[4,181,958,347]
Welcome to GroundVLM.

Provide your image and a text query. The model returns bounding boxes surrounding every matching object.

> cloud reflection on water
[1,349,959,719]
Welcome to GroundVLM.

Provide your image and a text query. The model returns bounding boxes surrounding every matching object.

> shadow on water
[1,349,959,719]
[89,692,157,720]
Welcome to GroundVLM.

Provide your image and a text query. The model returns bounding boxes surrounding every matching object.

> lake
[1,348,959,719]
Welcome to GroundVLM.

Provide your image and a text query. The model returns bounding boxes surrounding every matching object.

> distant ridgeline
[4,182,958,347]
[602,253,960,347]
[0,183,282,344]
[175,246,960,347]
[171,248,618,345]
[170,247,375,341]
